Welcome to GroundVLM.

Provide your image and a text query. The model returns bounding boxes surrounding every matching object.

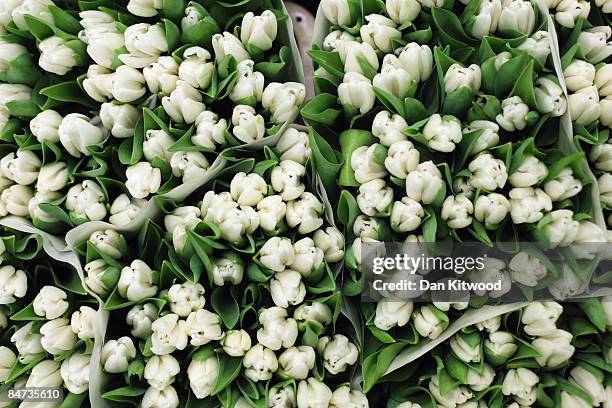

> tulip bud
[29,191,60,223]
[69,305,96,340]
[30,109,62,143]
[578,27,612,64]
[270,270,306,308]
[329,386,369,408]
[423,114,463,152]
[78,11,125,69]
[125,162,162,199]
[167,282,205,317]
[484,331,517,364]
[323,30,355,53]
[126,303,157,339]
[11,322,44,363]
[397,42,433,82]
[256,195,286,233]
[1,150,41,186]
[269,386,297,408]
[90,229,124,260]
[413,305,447,339]
[595,64,612,99]
[601,95,612,128]
[356,179,393,216]
[467,363,495,392]
[66,180,107,222]
[190,111,227,150]
[390,197,424,232]
[535,77,567,116]
[164,206,201,252]
[232,104,265,143]
[111,65,146,103]
[475,316,501,333]
[470,0,502,38]
[262,82,306,124]
[568,364,606,405]
[188,353,218,399]
[474,193,510,225]
[297,378,333,408]
[59,113,106,158]
[561,391,591,408]
[271,160,306,201]
[556,0,591,28]
[241,10,277,52]
[590,142,612,171]
[276,128,311,165]
[230,171,267,206]
[404,161,443,205]
[244,343,279,382]
[286,192,325,234]
[144,356,180,394]
[496,95,531,131]
[572,220,607,259]
[338,72,376,114]
[531,328,575,367]
[257,306,298,350]
[0,346,16,382]
[142,386,179,408]
[508,251,547,287]
[429,374,473,407]
[109,194,146,226]
[26,359,62,389]
[444,63,481,94]
[151,313,188,355]
[212,32,250,64]
[544,167,582,202]
[386,0,421,25]
[84,259,115,297]
[60,353,90,394]
[465,121,501,157]
[127,0,162,17]
[82,64,114,102]
[143,56,179,94]
[143,129,175,163]
[508,155,548,188]
[0,185,33,217]
[374,300,413,330]
[170,151,210,181]
[162,80,206,124]
[313,227,345,263]
[278,345,315,380]
[351,144,388,184]
[120,23,168,68]
[229,59,264,104]
[185,309,223,346]
[468,153,507,191]
[433,301,469,312]
[0,264,27,305]
[450,332,481,363]
[317,334,358,375]
[543,209,580,247]
[442,195,474,229]
[360,14,401,53]
[33,286,68,320]
[502,368,539,405]
[498,0,535,35]
[40,318,77,355]
[569,85,601,125]
[118,260,158,302]
[179,47,214,90]
[509,187,552,224]
[320,0,356,26]
[223,329,251,357]
[372,111,408,147]
[38,36,81,75]
[289,238,324,278]
[293,301,333,330]
[0,38,27,74]
[564,59,596,92]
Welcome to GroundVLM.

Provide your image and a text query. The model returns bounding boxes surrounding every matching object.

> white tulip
[353,215,380,239]
[564,59,596,92]
[600,173,612,207]
[330,386,369,408]
[313,227,345,263]
[112,65,146,103]
[167,282,205,317]
[544,167,582,201]
[78,12,125,69]
[444,63,481,94]
[186,309,223,346]
[162,80,206,124]
[232,104,265,143]
[293,302,333,329]
[496,95,530,131]
[373,55,413,99]
[0,265,26,304]
[502,368,539,406]
[320,0,355,26]
[164,206,201,252]
[222,329,251,357]
[118,259,158,302]
[30,109,62,143]
[90,229,124,259]
[596,0,612,12]
[543,209,579,247]
[82,64,113,102]
[11,322,44,363]
[318,334,359,375]
[109,194,146,226]
[432,301,469,312]
[11,0,53,30]
[360,14,401,53]
[468,153,507,191]
[596,64,612,98]
[450,332,481,363]
[374,300,413,330]
[390,197,424,232]
[67,181,109,222]
[1,150,40,185]
[100,102,139,139]
[60,353,90,394]
[351,144,388,184]
[230,59,264,103]
[508,155,548,188]
[201,192,259,243]
[470,0,502,38]
[423,113,463,152]
[33,286,68,319]
[463,120,499,155]
[212,31,250,64]
[475,316,501,332]
[405,161,443,204]
[498,0,535,34]
[127,0,162,17]
[141,386,179,408]
[578,27,612,64]
[601,95,612,127]
[84,259,112,296]
[170,151,210,181]
[338,72,376,114]
[269,386,297,408]
[297,378,332,408]
[569,365,606,405]
[442,195,473,229]
[143,56,179,94]
[396,402,421,408]
[143,129,175,163]
[572,220,607,259]
[231,171,267,205]
[271,160,306,201]
[531,328,575,367]
[278,346,315,380]
[70,305,96,340]
[257,306,298,350]
[556,0,591,28]
[40,318,77,355]
[0,0,20,27]
[484,331,517,362]
[26,359,62,389]
[125,162,161,199]
[372,111,408,147]
[509,252,547,286]
[397,42,433,82]
[357,178,394,216]
[560,391,591,408]
[569,85,601,125]
[429,375,473,408]
[474,193,510,225]
[59,113,106,158]
[286,192,325,234]
[0,184,32,217]
[241,10,277,51]
[191,110,227,149]
[38,36,79,75]
[257,195,286,232]
[323,30,355,52]
[120,23,168,68]
[535,77,567,116]
[262,82,306,124]
[144,354,179,391]
[413,305,447,339]
[179,46,214,90]
[590,142,612,171]
[188,354,218,399]
[211,253,244,286]
[386,0,421,24]
[151,313,188,355]
[244,343,279,382]
[471,257,512,297]
[467,363,495,392]
[289,237,324,277]
[276,128,311,165]
[271,270,306,308]
[126,303,157,338]
[0,346,16,382]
